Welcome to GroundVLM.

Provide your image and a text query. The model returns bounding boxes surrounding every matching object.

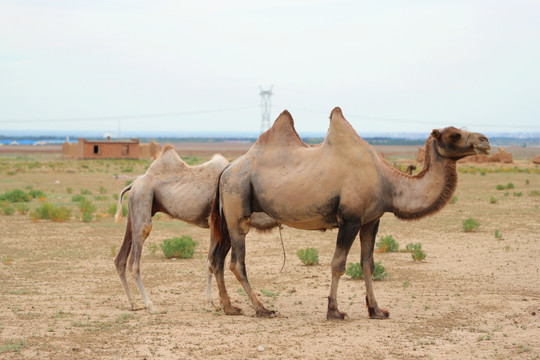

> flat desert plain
[0,144,539,360]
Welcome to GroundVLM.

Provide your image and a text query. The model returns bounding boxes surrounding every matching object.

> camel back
[255,110,308,148]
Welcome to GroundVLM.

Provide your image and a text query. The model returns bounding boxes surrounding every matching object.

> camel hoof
[255,308,276,318]
[367,306,390,319]
[206,301,221,312]
[223,305,243,316]
[130,305,146,312]
[326,308,349,320]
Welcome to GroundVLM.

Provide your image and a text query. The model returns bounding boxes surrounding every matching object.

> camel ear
[431,129,441,140]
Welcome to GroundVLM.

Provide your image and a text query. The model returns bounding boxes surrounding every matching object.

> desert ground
[0,142,539,360]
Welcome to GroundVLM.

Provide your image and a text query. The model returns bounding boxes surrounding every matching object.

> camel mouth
[473,144,491,155]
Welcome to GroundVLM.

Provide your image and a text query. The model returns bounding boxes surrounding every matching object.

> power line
[0,106,258,123]
[275,105,540,130]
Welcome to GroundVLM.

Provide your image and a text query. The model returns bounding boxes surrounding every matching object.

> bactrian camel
[114,144,277,312]
[210,107,491,319]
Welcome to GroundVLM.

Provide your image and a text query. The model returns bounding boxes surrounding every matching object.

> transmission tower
[259,86,273,133]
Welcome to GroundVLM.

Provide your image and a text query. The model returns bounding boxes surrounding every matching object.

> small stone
[257,345,265,352]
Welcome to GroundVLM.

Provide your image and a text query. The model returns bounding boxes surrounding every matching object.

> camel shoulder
[255,110,308,148]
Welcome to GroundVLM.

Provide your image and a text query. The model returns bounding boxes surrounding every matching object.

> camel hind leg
[114,214,140,310]
[360,219,389,319]
[126,192,157,313]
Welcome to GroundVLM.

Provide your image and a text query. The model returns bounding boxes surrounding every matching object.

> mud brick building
[62,137,160,160]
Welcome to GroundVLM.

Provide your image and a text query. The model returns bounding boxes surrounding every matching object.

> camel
[113,144,277,312]
[209,107,491,320]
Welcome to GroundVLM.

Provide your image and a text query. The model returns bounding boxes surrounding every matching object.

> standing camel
[114,144,277,312]
[210,107,491,319]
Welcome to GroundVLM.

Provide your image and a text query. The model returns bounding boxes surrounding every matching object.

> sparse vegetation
[462,218,480,232]
[29,203,72,222]
[0,189,30,203]
[346,262,387,280]
[78,198,97,223]
[404,242,422,252]
[376,235,399,252]
[160,236,198,259]
[494,229,503,240]
[296,247,319,265]
[411,249,427,261]
[489,196,498,204]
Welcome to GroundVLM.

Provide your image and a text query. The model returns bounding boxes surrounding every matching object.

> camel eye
[450,133,461,141]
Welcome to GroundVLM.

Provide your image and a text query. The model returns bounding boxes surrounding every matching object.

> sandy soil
[0,150,539,359]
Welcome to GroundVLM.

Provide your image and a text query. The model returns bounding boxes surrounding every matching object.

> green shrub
[345,262,387,281]
[2,206,15,216]
[78,199,97,223]
[450,195,458,204]
[494,229,503,240]
[376,235,399,252]
[296,247,319,265]
[530,190,540,197]
[98,186,107,194]
[71,194,87,202]
[15,203,29,215]
[513,192,522,197]
[160,236,198,259]
[506,183,514,189]
[405,242,422,252]
[462,218,480,232]
[411,249,427,261]
[80,188,91,195]
[0,189,30,203]
[66,187,73,194]
[495,184,506,190]
[28,189,46,200]
[30,203,71,222]
[489,196,498,204]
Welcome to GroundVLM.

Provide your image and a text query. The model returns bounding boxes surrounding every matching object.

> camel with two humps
[210,107,491,319]
[113,144,277,313]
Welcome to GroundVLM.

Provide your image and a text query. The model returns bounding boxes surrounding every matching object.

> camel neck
[386,138,458,220]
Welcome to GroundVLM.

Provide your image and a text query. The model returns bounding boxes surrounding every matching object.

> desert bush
[28,190,46,200]
[462,218,480,232]
[489,196,498,204]
[0,189,30,203]
[66,187,73,194]
[78,198,97,223]
[2,206,15,216]
[495,184,506,190]
[513,192,522,197]
[376,235,399,252]
[160,236,198,259]
[345,262,387,281]
[15,203,29,215]
[80,188,91,195]
[494,229,503,240]
[98,186,107,194]
[411,249,427,261]
[450,195,458,204]
[71,194,87,202]
[296,247,319,265]
[30,203,71,222]
[506,183,514,189]
[530,190,540,197]
[404,242,422,252]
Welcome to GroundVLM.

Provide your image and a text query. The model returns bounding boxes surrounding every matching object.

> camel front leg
[327,219,360,320]
[360,219,389,319]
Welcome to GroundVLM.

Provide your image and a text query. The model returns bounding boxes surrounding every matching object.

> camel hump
[326,106,361,146]
[256,110,307,148]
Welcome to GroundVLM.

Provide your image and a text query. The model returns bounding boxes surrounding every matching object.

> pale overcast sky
[1,1,539,136]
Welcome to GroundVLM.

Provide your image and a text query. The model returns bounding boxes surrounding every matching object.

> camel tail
[114,183,133,223]
[210,175,229,248]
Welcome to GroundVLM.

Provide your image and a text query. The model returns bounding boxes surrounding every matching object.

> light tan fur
[114,144,277,312]
[211,107,491,319]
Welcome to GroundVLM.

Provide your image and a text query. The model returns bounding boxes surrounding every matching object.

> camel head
[431,127,491,160]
